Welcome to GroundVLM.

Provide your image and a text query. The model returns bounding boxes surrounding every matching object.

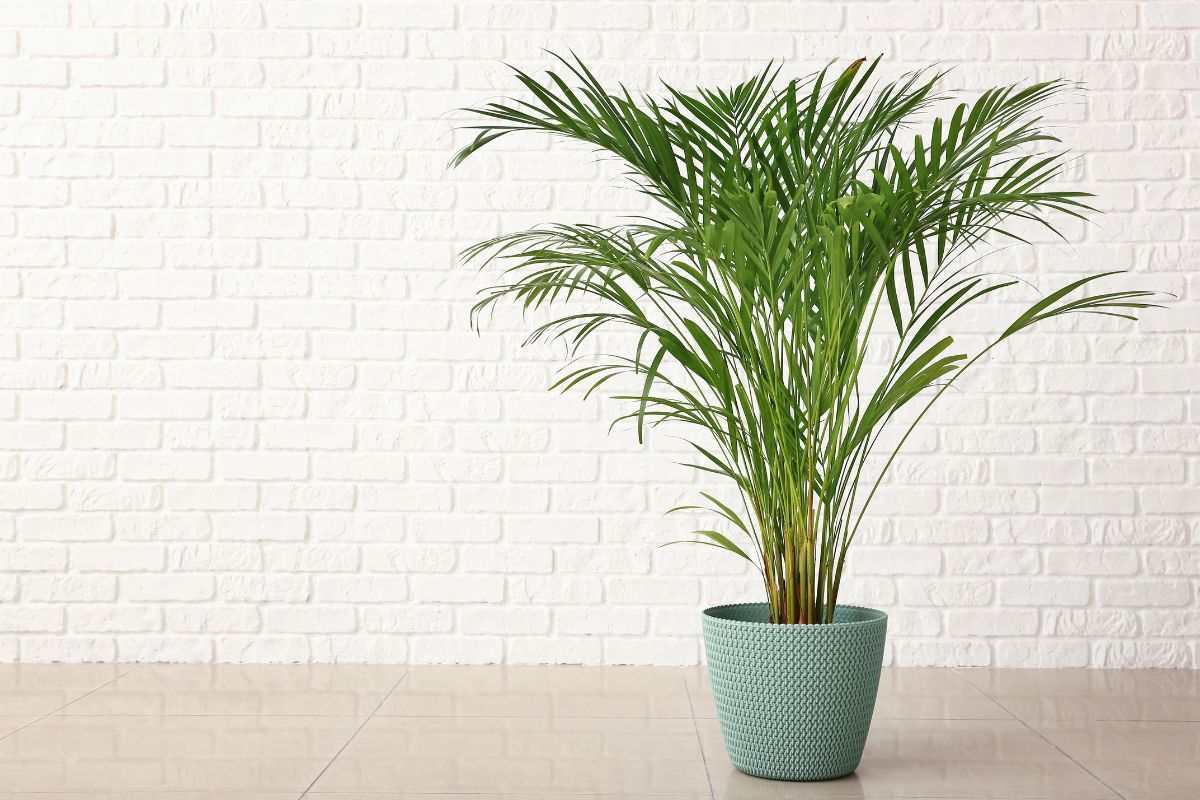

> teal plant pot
[702,603,887,781]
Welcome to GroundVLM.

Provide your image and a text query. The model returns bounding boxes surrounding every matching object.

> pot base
[702,603,887,782]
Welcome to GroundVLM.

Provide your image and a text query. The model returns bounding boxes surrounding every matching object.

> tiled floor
[0,664,1197,799]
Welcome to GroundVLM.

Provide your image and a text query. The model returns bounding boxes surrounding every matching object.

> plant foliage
[452,56,1160,624]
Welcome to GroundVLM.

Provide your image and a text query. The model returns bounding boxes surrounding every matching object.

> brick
[2,60,68,86]
[263,482,354,511]
[267,544,358,573]
[266,2,358,28]
[71,606,162,633]
[948,609,1038,637]
[265,606,355,633]
[69,482,161,511]
[72,544,165,572]
[460,546,552,574]
[849,4,939,30]
[24,30,114,56]
[1094,32,1188,60]
[167,605,260,633]
[460,607,550,635]
[1100,579,1192,608]
[557,607,646,635]
[121,452,211,481]
[215,452,306,481]
[993,34,1089,61]
[0,607,64,632]
[18,514,112,541]
[0,545,67,571]
[214,514,305,542]
[76,1,167,27]
[166,483,257,511]
[122,574,213,601]
[317,575,407,602]
[1145,3,1200,27]
[164,361,257,388]
[23,575,116,602]
[1044,4,1136,30]
[116,514,211,542]
[702,32,789,60]
[217,574,309,603]
[0,423,64,450]
[998,578,1091,607]
[219,89,308,117]
[1042,488,1136,516]
[263,422,353,451]
[22,450,113,482]
[22,391,112,420]
[1047,549,1139,576]
[117,636,213,662]
[117,91,212,117]
[411,575,502,604]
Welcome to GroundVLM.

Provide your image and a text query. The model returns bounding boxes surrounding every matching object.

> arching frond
[454,55,1164,624]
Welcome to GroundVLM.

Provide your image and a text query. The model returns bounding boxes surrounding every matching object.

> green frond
[453,55,1164,625]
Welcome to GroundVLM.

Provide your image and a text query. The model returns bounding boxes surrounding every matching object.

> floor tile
[0,794,295,800]
[310,715,710,795]
[376,665,692,718]
[685,667,1011,720]
[1034,720,1200,800]
[872,668,1013,720]
[962,668,1200,722]
[305,795,707,799]
[0,663,1191,798]
[59,664,404,718]
[701,718,1119,799]
[681,667,718,718]
[0,664,127,717]
[0,715,359,792]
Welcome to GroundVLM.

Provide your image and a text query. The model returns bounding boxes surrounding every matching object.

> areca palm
[452,56,1159,624]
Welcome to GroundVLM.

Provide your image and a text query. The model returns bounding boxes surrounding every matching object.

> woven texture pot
[702,603,887,781]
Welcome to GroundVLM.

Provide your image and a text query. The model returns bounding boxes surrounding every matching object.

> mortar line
[962,672,1129,800]
[681,668,716,800]
[298,668,409,798]
[0,663,140,743]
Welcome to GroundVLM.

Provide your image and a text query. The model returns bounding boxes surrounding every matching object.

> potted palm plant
[452,56,1159,781]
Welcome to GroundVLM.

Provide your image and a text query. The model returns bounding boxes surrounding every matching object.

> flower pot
[701,602,887,781]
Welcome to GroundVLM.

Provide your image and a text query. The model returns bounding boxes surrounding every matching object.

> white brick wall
[0,0,1196,667]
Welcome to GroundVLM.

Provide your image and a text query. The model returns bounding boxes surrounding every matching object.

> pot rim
[702,602,887,628]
